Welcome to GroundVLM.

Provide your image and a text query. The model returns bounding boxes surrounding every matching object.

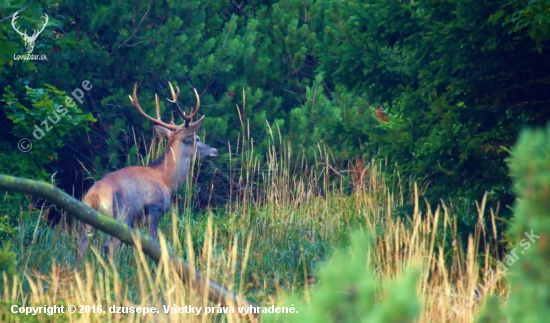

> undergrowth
[0,125,507,322]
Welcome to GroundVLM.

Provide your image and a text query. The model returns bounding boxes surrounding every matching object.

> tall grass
[1,124,506,322]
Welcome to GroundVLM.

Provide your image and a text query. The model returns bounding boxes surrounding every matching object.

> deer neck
[150,138,192,194]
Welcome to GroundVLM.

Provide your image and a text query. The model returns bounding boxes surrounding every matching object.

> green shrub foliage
[0,243,17,291]
[318,0,550,210]
[265,231,420,323]
[476,125,550,322]
[2,0,549,224]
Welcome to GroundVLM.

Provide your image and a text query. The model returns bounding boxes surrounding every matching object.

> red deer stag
[77,82,218,264]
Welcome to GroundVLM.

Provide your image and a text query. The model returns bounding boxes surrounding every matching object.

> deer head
[11,10,49,53]
[128,82,218,161]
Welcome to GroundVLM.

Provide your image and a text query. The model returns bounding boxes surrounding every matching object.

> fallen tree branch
[0,174,258,318]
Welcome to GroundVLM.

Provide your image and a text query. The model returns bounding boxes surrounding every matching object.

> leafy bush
[2,0,549,236]
[317,0,550,213]
[477,125,550,322]
[265,231,420,323]
[2,84,95,180]
[0,243,17,291]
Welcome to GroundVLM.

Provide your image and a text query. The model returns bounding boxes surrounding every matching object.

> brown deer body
[77,83,217,264]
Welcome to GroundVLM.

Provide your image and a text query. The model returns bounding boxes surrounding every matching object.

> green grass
[0,133,506,322]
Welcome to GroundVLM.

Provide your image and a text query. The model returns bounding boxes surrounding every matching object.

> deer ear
[154,125,172,138]
[185,116,204,134]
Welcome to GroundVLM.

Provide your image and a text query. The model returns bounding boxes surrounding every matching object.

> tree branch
[0,174,258,318]
[0,2,36,23]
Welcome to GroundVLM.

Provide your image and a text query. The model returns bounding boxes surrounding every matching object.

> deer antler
[166,82,185,119]
[31,13,49,38]
[11,11,27,38]
[129,82,182,131]
[167,82,201,128]
[11,11,48,39]
[11,11,49,53]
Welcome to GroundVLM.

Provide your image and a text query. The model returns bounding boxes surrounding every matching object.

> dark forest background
[1,0,549,239]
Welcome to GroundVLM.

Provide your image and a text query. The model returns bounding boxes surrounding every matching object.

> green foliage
[476,124,550,322]
[1,80,94,241]
[1,0,549,230]
[476,296,507,323]
[265,231,420,323]
[2,84,95,180]
[0,243,17,290]
[0,212,18,241]
[317,0,550,214]
[490,0,550,51]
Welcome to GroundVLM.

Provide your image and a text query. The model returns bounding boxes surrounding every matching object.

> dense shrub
[477,125,550,322]
[2,0,549,232]
[265,231,420,323]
